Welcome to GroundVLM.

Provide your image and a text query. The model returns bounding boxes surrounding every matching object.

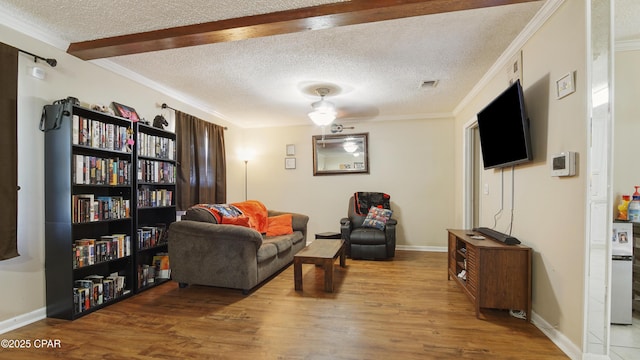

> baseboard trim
[531,311,582,359]
[396,245,447,253]
[0,307,46,335]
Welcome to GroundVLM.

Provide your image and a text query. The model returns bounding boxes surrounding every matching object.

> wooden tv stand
[447,229,532,321]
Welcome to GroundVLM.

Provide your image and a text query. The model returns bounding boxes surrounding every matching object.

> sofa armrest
[168,220,264,289]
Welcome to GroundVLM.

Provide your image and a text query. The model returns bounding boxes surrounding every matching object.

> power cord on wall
[491,167,505,229]
[506,165,516,236]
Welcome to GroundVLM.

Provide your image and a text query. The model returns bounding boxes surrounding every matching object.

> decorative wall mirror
[312,133,369,176]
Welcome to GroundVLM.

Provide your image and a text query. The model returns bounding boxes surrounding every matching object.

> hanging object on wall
[330,123,355,133]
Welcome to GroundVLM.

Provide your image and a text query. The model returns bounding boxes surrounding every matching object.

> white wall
[241,117,456,249]
[613,49,640,205]
[0,23,242,327]
[454,0,587,349]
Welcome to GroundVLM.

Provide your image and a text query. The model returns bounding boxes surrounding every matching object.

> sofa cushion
[232,200,269,234]
[266,214,293,236]
[262,236,293,254]
[257,243,278,263]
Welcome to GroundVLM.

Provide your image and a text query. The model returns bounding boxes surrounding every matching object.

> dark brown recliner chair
[340,194,396,260]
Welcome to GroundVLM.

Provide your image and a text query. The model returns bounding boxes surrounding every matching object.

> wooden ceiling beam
[67,0,539,60]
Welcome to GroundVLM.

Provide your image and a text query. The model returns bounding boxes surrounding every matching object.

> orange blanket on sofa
[232,200,269,234]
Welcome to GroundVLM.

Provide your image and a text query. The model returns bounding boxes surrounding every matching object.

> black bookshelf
[45,105,135,320]
[133,122,176,292]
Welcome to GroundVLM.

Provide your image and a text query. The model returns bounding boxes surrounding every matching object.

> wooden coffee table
[294,239,346,292]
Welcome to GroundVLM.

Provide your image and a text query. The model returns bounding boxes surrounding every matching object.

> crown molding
[453,0,566,116]
[616,39,640,52]
[90,59,229,123]
[0,5,69,50]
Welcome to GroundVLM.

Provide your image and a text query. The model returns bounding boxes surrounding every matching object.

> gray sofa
[168,206,309,294]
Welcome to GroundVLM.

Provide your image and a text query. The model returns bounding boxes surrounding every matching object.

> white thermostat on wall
[551,151,576,177]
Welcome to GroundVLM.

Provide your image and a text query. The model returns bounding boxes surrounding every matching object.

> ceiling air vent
[420,80,439,89]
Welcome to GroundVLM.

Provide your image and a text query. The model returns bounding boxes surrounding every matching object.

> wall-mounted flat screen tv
[476,79,532,170]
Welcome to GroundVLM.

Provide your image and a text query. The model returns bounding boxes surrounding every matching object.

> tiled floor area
[610,314,640,360]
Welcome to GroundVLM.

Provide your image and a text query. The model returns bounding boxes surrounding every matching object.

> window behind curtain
[175,110,226,210]
[0,42,19,260]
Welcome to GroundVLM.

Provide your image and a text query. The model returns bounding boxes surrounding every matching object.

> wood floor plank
[2,251,567,359]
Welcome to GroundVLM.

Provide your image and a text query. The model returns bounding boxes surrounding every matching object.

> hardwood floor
[3,251,567,359]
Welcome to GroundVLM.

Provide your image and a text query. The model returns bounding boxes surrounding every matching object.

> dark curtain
[0,42,19,260]
[175,110,226,210]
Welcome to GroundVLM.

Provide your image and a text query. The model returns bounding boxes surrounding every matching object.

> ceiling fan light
[308,109,336,126]
[308,87,337,126]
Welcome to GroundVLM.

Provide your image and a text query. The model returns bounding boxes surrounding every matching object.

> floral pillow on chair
[362,207,393,230]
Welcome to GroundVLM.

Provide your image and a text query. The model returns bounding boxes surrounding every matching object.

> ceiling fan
[306,86,379,127]
[307,87,337,126]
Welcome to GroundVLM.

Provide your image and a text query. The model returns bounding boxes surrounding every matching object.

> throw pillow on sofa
[232,200,269,234]
[362,206,393,230]
[266,214,293,236]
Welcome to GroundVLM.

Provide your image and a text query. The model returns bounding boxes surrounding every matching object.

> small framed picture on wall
[285,157,296,169]
[286,144,295,156]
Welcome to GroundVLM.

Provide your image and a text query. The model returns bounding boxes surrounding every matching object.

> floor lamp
[244,160,248,201]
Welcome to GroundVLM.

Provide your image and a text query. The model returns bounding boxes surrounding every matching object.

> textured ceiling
[616,0,640,42]
[3,0,635,128]
[0,0,349,42]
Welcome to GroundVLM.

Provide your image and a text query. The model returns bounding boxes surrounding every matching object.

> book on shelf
[137,224,168,249]
[72,195,130,223]
[108,272,127,297]
[73,235,131,269]
[85,275,104,306]
[74,280,93,313]
[137,264,157,288]
[137,187,173,208]
[73,115,131,153]
[153,253,171,279]
[137,132,175,160]
[137,159,176,184]
[74,273,128,314]
[73,155,131,185]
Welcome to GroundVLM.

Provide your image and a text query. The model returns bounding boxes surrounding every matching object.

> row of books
[73,235,131,269]
[72,194,130,223]
[137,253,170,288]
[137,225,167,250]
[74,155,131,185]
[74,272,128,314]
[137,159,176,184]
[137,188,173,208]
[73,115,131,153]
[137,132,175,160]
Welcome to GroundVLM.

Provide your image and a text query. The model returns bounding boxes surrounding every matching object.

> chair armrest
[340,217,350,226]
[386,218,397,226]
